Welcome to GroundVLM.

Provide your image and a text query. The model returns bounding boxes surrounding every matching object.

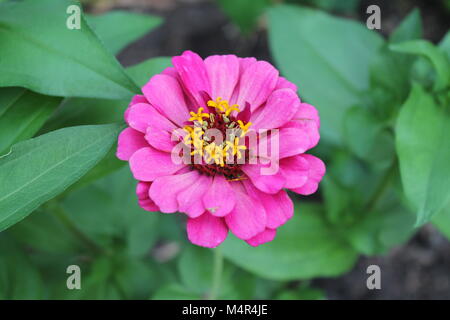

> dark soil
[88,0,450,299]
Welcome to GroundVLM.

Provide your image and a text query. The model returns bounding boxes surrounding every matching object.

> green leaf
[389,8,422,44]
[396,84,450,225]
[127,57,172,87]
[222,202,358,280]
[268,5,384,145]
[0,88,62,154]
[217,0,270,34]
[275,285,325,300]
[432,205,450,239]
[0,123,121,231]
[0,236,44,299]
[152,283,202,300]
[87,10,162,55]
[390,40,450,91]
[440,31,450,59]
[0,0,139,99]
[8,208,82,254]
[62,166,159,256]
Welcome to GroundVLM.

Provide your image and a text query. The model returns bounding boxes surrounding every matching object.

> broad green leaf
[222,202,358,280]
[0,88,62,154]
[389,8,422,44]
[390,40,450,91]
[217,0,270,34]
[0,0,139,99]
[87,10,162,55]
[42,57,172,133]
[127,57,172,87]
[0,123,121,231]
[396,84,450,225]
[62,166,159,256]
[432,205,450,239]
[268,5,384,145]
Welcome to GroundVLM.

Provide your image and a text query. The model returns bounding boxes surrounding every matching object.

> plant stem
[48,200,104,254]
[208,247,223,300]
[364,162,397,213]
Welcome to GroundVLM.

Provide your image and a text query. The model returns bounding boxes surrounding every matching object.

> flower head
[117,51,325,248]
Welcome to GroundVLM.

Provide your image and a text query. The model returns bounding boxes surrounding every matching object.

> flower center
[183,97,252,180]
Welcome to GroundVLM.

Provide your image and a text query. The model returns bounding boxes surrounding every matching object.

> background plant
[0,0,449,299]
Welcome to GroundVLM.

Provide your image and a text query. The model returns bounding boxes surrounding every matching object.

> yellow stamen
[237,120,252,137]
[226,137,247,159]
[189,107,209,122]
[207,97,240,116]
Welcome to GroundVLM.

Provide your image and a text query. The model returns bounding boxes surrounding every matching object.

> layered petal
[177,175,212,218]
[250,88,300,131]
[187,213,228,248]
[136,182,159,212]
[172,50,211,106]
[246,228,277,247]
[142,74,190,127]
[205,55,240,101]
[149,171,199,213]
[225,189,266,240]
[129,147,185,181]
[280,155,310,189]
[275,76,297,92]
[235,60,279,112]
[126,102,177,133]
[257,127,311,159]
[242,163,286,194]
[244,180,293,229]
[202,175,236,217]
[291,154,326,195]
[116,127,148,161]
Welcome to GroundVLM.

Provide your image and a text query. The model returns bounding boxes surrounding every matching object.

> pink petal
[244,180,293,229]
[187,213,228,248]
[126,102,177,133]
[124,95,148,123]
[225,189,266,240]
[275,76,297,92]
[116,127,149,161]
[250,88,300,131]
[172,50,211,106]
[202,175,236,217]
[129,147,185,181]
[136,181,151,200]
[138,199,159,212]
[145,126,176,153]
[142,74,190,127]
[242,163,286,194]
[257,127,311,159]
[136,182,159,212]
[280,155,310,189]
[205,55,240,101]
[177,175,212,218]
[246,228,277,247]
[235,60,279,112]
[291,154,326,195]
[295,103,320,128]
[149,171,199,213]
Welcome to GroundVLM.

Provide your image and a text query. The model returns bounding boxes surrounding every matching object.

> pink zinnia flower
[117,51,325,248]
